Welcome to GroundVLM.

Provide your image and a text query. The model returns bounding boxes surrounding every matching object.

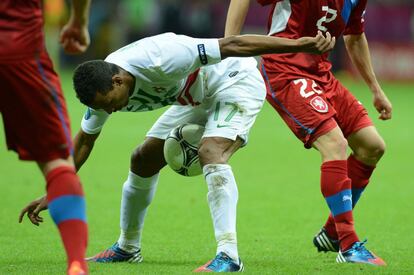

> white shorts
[146,70,266,145]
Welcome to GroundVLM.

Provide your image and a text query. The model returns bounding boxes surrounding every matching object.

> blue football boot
[86,242,143,263]
[336,240,386,266]
[194,252,244,272]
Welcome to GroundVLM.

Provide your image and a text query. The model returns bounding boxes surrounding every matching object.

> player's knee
[331,137,348,158]
[359,139,386,163]
[371,139,386,160]
[130,139,166,176]
[130,145,144,166]
[39,157,75,176]
[130,144,157,166]
[316,135,348,160]
[198,142,226,166]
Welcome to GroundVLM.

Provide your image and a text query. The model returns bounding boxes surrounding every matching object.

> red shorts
[261,69,373,148]
[0,50,72,162]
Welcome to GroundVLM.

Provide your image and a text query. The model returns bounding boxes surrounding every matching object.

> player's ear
[112,75,123,86]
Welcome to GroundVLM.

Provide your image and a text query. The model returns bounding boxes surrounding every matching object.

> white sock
[203,164,239,261]
[117,171,159,253]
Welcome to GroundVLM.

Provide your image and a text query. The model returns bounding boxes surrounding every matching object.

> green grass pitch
[0,70,413,274]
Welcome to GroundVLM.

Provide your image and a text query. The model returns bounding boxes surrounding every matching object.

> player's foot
[86,242,143,263]
[313,227,340,253]
[68,261,87,275]
[194,252,244,272]
[336,240,386,266]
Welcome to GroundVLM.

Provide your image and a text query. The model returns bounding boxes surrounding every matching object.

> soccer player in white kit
[23,32,335,272]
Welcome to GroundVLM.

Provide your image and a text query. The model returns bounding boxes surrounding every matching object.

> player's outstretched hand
[18,195,48,226]
[59,19,90,55]
[373,88,392,120]
[298,31,336,54]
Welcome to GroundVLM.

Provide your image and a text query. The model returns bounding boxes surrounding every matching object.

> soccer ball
[163,124,205,176]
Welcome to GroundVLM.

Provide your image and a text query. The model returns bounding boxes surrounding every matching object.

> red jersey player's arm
[218,32,335,58]
[224,0,251,37]
[60,0,92,54]
[343,33,392,120]
[73,129,101,171]
[71,0,91,26]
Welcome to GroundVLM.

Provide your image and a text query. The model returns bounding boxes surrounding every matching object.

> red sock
[323,155,375,240]
[348,154,375,192]
[321,160,359,251]
[46,166,88,274]
[324,213,337,240]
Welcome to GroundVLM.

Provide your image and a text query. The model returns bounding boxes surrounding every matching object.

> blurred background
[44,0,414,82]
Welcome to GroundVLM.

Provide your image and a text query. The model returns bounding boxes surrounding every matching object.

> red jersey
[257,0,367,85]
[0,0,45,61]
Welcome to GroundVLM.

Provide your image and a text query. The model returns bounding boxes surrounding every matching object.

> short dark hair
[73,60,120,106]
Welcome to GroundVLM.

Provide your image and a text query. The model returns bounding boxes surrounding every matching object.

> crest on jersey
[310,96,328,113]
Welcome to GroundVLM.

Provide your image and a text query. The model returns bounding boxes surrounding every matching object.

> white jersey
[81,32,258,134]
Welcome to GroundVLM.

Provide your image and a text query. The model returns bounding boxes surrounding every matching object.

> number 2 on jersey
[316,6,338,32]
[293,79,323,98]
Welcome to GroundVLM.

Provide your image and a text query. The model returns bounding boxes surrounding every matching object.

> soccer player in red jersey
[0,0,91,274]
[225,0,392,266]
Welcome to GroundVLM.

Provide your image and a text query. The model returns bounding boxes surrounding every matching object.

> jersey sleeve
[343,0,367,35]
[154,33,222,80]
[81,107,110,134]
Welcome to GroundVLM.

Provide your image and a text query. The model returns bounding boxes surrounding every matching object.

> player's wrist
[369,82,382,94]
[72,18,88,28]
[295,37,312,52]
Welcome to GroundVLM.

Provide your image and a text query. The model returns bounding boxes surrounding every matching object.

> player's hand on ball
[19,195,48,226]
[298,31,336,54]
